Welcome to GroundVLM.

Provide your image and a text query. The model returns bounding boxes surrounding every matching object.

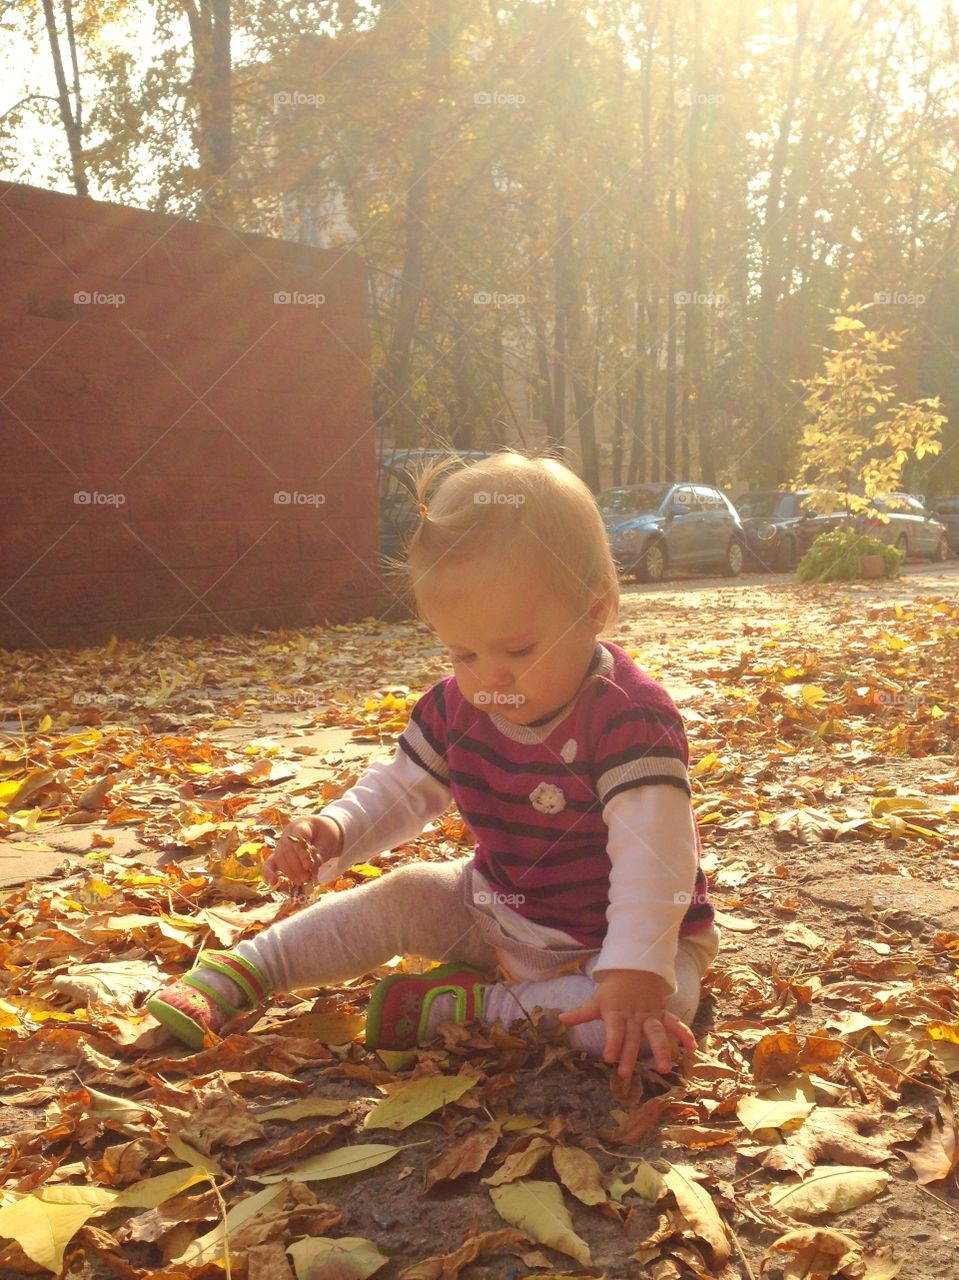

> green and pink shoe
[148,954,489,1053]
[364,962,489,1051]
[146,951,269,1050]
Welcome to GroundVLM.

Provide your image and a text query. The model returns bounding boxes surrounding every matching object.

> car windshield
[736,492,792,518]
[598,486,669,516]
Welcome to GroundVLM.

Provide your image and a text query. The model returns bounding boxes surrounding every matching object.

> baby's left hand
[559,968,698,1079]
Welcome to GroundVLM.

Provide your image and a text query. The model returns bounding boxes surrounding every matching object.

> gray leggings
[234,858,720,1027]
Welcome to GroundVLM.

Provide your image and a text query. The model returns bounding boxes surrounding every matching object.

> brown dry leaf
[482,1135,553,1185]
[247,1241,298,1280]
[761,1106,903,1177]
[752,1031,842,1083]
[658,1124,736,1150]
[246,1119,352,1173]
[604,1092,677,1145]
[156,1075,266,1153]
[902,1091,959,1184]
[424,1125,501,1191]
[551,1144,606,1206]
[660,1163,731,1266]
[762,1227,865,1280]
[397,1227,530,1280]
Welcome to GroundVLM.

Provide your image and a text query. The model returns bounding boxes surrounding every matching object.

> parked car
[929,496,959,556]
[859,493,949,562]
[735,489,850,572]
[598,482,746,582]
[379,448,496,561]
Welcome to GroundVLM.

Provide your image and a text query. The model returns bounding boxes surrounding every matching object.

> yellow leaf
[350,863,383,878]
[769,1165,890,1216]
[38,714,52,732]
[287,1236,389,1280]
[490,1180,591,1266]
[737,1095,815,1133]
[0,1195,108,1272]
[552,1145,606,1206]
[257,1098,350,1122]
[114,1168,209,1209]
[253,1143,413,1183]
[364,1074,476,1131]
[662,1164,730,1262]
[801,685,828,707]
[173,1183,289,1266]
[927,1023,959,1045]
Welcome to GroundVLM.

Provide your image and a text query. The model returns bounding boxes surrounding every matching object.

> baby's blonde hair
[391,448,620,629]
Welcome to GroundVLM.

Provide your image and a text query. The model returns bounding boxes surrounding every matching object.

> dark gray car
[860,493,949,562]
[929,497,959,556]
[599,483,746,582]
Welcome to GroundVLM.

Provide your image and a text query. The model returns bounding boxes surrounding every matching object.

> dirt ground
[0,562,958,1279]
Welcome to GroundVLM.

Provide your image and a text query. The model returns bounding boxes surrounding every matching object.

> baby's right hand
[264,815,344,888]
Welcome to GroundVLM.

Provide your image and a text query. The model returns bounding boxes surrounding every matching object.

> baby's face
[421,555,606,725]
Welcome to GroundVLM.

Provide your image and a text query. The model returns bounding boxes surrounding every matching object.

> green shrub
[796,526,903,583]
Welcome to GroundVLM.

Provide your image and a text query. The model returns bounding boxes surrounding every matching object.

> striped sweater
[397,639,714,950]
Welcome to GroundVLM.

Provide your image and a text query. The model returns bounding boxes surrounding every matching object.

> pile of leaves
[1,581,958,1277]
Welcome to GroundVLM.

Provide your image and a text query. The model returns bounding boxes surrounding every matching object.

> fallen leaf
[551,1145,606,1206]
[902,1091,959,1184]
[363,1074,476,1131]
[253,1144,415,1183]
[769,1166,890,1217]
[661,1163,731,1265]
[287,1235,388,1279]
[761,1226,864,1280]
[424,1126,501,1190]
[489,1179,591,1267]
[172,1183,290,1266]
[397,1228,530,1280]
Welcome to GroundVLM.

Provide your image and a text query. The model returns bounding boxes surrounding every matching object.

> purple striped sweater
[398,640,714,948]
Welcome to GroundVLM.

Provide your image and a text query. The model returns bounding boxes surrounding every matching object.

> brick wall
[0,182,380,653]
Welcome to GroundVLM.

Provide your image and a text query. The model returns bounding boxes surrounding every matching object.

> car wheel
[721,538,744,577]
[895,533,908,561]
[774,536,796,573]
[637,539,667,583]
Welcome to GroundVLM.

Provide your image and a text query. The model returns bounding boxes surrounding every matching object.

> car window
[693,485,731,514]
[597,485,670,516]
[735,491,779,518]
[932,499,959,515]
[671,486,698,513]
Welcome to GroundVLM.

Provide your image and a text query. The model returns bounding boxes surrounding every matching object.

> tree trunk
[181,0,233,216]
[41,0,88,197]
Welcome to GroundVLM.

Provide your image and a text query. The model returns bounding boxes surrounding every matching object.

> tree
[793,306,946,517]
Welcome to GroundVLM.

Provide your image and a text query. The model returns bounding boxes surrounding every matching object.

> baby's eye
[508,645,535,657]
[450,652,475,663]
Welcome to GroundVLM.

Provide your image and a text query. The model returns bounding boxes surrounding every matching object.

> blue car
[599,482,746,582]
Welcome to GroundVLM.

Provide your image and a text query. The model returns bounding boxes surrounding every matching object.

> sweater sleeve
[316,682,452,880]
[591,784,698,994]
[318,748,452,879]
